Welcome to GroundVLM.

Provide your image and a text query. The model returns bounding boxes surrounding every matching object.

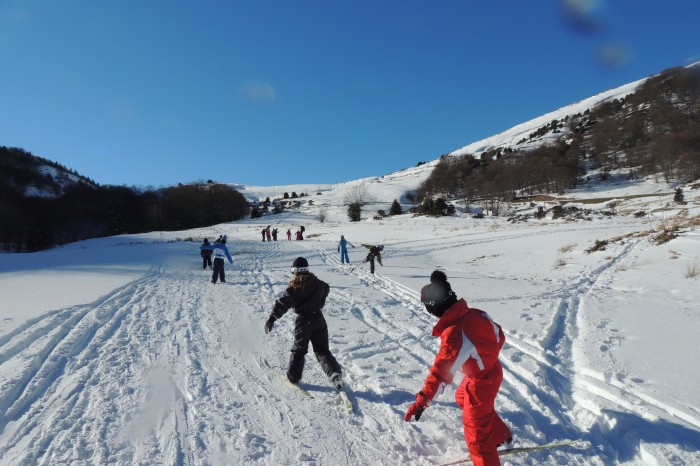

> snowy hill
[1,168,698,464]
[232,73,648,208]
[0,146,96,199]
[448,78,645,158]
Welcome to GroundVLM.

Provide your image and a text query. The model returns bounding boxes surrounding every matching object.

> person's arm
[265,288,297,334]
[318,281,330,310]
[271,290,297,320]
[405,328,460,421]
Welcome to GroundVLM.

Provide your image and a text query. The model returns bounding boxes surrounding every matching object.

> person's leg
[287,320,312,383]
[309,317,341,376]
[211,259,222,283]
[460,366,510,466]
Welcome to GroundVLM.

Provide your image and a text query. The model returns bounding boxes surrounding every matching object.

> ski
[262,359,313,398]
[436,439,580,466]
[335,388,353,413]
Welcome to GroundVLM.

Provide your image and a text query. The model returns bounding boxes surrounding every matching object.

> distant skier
[266,226,272,242]
[201,235,233,283]
[299,225,305,240]
[200,238,213,270]
[263,257,343,390]
[337,235,355,264]
[261,228,267,242]
[295,230,302,241]
[286,229,292,241]
[405,270,512,466]
[361,244,383,274]
[272,228,278,241]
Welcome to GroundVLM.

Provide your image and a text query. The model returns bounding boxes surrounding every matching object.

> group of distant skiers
[198,231,511,466]
[260,225,305,242]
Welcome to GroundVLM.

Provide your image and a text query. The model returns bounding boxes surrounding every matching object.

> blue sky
[1,1,698,188]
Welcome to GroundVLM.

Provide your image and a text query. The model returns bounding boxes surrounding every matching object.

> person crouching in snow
[361,244,383,274]
[263,257,343,390]
[338,235,355,264]
[202,235,233,283]
[404,270,512,466]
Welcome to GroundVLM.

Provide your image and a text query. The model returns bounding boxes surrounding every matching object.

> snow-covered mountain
[234,73,648,208]
[448,78,644,158]
[0,146,96,199]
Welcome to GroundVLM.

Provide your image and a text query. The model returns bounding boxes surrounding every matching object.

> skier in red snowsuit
[405,270,512,466]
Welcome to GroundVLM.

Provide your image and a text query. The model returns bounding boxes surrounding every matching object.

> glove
[404,391,429,422]
[264,316,276,334]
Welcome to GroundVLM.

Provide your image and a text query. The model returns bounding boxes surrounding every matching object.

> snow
[1,166,699,465]
[449,78,645,158]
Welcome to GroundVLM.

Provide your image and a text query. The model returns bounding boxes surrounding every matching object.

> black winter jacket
[271,274,329,319]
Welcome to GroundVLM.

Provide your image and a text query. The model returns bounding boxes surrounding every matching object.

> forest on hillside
[0,147,249,252]
[417,66,700,213]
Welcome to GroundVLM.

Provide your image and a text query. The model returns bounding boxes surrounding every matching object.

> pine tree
[348,203,362,222]
[389,199,402,216]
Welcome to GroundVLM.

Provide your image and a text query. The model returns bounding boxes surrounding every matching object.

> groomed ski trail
[1,233,698,465]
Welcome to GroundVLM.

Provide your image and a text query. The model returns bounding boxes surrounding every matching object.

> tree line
[1,148,249,252]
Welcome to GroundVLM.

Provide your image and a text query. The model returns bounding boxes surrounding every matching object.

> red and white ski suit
[418,298,512,466]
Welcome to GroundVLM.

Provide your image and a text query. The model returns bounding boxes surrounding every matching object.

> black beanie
[291,257,309,273]
[420,270,457,317]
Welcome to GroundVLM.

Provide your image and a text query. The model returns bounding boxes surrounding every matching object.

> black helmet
[291,257,309,274]
[420,270,457,318]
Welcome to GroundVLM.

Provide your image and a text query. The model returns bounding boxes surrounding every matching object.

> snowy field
[1,168,699,466]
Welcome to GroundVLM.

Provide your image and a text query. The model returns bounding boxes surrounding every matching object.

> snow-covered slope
[449,78,645,158]
[234,75,648,207]
[0,173,698,465]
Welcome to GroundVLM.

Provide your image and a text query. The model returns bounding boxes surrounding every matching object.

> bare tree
[343,183,372,206]
[317,206,329,223]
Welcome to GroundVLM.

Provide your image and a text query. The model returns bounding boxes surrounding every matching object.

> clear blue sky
[1,1,698,188]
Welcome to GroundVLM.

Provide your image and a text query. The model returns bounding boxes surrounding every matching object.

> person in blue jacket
[202,235,233,283]
[337,235,355,264]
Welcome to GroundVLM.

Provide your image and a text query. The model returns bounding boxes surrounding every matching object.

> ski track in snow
[1,228,699,465]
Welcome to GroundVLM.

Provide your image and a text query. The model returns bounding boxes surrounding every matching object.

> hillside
[0,146,96,198]
[3,63,698,254]
[0,171,698,465]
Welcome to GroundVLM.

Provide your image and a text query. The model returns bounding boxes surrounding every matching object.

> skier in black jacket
[264,257,343,389]
[200,238,213,269]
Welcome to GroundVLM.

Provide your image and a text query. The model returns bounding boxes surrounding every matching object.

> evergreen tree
[674,187,685,203]
[389,199,402,215]
[348,203,362,222]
